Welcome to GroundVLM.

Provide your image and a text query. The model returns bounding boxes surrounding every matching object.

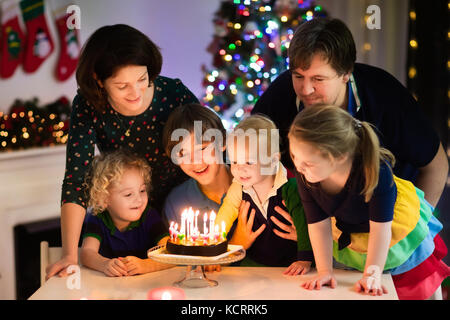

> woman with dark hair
[46,24,198,279]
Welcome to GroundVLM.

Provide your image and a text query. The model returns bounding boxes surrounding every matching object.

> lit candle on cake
[186,208,193,240]
[192,208,196,233]
[180,209,187,236]
[169,221,177,241]
[195,210,199,232]
[191,227,198,242]
[173,223,178,241]
[214,224,220,241]
[209,211,216,241]
[169,221,174,237]
[203,212,208,235]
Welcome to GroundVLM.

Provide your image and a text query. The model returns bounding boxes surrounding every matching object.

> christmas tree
[201,0,327,128]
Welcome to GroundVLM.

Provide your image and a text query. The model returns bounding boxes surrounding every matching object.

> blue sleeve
[82,213,103,243]
[146,209,170,245]
[368,162,396,222]
[295,172,330,224]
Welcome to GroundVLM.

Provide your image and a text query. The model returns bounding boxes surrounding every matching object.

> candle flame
[210,210,216,220]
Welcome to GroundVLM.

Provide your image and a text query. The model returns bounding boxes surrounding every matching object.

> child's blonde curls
[84,149,152,215]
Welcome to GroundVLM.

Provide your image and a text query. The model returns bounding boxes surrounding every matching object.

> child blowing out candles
[288,105,449,299]
[80,150,172,277]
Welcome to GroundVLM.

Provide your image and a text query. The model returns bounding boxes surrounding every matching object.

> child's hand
[102,258,128,277]
[283,260,311,276]
[355,274,388,296]
[204,265,221,273]
[120,256,147,276]
[300,271,337,290]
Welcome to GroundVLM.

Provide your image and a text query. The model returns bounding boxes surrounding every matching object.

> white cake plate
[147,244,245,288]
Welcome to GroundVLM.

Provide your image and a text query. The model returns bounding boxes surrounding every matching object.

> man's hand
[271,201,297,241]
[229,200,266,250]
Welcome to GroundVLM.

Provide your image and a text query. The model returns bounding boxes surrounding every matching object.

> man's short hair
[288,18,356,75]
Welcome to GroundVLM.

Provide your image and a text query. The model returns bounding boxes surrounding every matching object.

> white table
[29,266,398,300]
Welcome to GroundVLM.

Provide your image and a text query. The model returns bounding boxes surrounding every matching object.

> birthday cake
[166,238,228,257]
[166,208,228,257]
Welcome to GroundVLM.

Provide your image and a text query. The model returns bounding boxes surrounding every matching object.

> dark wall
[406,0,449,148]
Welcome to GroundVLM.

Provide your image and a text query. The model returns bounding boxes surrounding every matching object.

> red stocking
[19,0,54,73]
[0,0,25,78]
[54,12,80,81]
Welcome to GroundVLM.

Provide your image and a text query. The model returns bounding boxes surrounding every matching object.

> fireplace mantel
[0,145,67,299]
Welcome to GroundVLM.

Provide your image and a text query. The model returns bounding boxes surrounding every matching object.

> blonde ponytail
[357,121,395,202]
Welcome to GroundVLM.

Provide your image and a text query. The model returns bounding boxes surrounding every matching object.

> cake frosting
[166,238,228,256]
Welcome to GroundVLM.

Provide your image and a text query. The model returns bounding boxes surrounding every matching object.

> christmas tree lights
[0,96,71,152]
[201,0,326,127]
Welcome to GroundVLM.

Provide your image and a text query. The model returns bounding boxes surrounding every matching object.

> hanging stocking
[0,0,25,78]
[54,9,80,81]
[19,0,54,73]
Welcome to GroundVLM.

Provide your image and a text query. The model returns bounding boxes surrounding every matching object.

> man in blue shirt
[251,18,448,207]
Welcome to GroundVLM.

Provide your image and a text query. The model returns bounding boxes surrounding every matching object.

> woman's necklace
[123,118,135,137]
[113,110,136,137]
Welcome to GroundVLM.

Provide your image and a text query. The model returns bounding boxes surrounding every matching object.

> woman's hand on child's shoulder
[300,270,337,290]
[102,258,128,277]
[283,260,311,276]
